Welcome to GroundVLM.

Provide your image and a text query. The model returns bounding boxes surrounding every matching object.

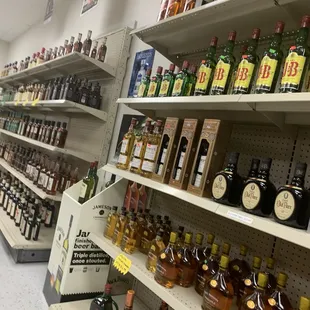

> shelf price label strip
[113,254,132,275]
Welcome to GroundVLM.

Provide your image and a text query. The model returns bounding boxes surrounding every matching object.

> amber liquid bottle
[265,257,277,294]
[112,209,128,247]
[165,0,181,18]
[121,215,138,254]
[104,206,119,239]
[192,233,204,265]
[139,215,156,254]
[146,229,166,273]
[203,233,215,258]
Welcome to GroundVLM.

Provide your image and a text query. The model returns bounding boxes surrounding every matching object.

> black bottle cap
[62,122,67,129]
[294,162,307,178]
[250,158,260,170]
[228,152,240,165]
[56,121,61,127]
[259,158,272,171]
[51,121,56,126]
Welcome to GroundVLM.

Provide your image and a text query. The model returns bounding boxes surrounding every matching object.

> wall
[0,39,8,68]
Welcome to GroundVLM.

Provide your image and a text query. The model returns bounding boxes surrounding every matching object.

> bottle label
[211,60,231,91]
[43,175,49,188]
[45,210,52,225]
[7,199,12,213]
[194,174,202,188]
[195,66,212,92]
[133,141,143,157]
[144,144,158,161]
[65,179,71,190]
[242,183,261,210]
[197,155,207,173]
[274,190,295,220]
[185,83,193,96]
[120,139,129,154]
[15,207,22,223]
[137,84,146,97]
[141,160,154,172]
[159,80,170,96]
[0,191,3,204]
[160,148,167,164]
[280,52,306,88]
[38,173,45,186]
[79,182,87,199]
[25,223,31,237]
[203,286,231,310]
[255,56,278,90]
[47,177,54,191]
[10,202,16,217]
[118,154,127,165]
[130,157,141,169]
[178,151,186,169]
[157,164,164,176]
[233,59,255,90]
[175,168,182,181]
[172,78,184,96]
[212,175,227,199]
[147,81,157,97]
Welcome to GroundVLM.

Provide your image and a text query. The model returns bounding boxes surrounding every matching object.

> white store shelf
[49,294,148,310]
[0,158,62,201]
[90,233,203,310]
[0,129,97,162]
[0,208,54,249]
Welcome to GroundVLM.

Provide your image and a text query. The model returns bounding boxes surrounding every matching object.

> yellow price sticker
[32,98,39,106]
[113,254,132,275]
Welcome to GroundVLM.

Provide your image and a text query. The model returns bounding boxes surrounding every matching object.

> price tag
[32,98,39,106]
[227,210,253,224]
[113,254,132,275]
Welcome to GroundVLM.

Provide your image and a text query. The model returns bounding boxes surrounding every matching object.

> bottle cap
[253,256,262,268]
[250,158,260,170]
[252,28,261,40]
[228,31,237,41]
[157,66,163,74]
[277,272,288,287]
[275,21,285,34]
[210,36,218,47]
[257,272,268,288]
[240,244,248,256]
[228,152,239,165]
[169,231,177,243]
[260,158,272,171]
[222,242,231,255]
[219,255,229,268]
[267,257,275,269]
[301,15,310,28]
[169,63,175,72]
[207,233,215,244]
[211,243,219,255]
[146,68,152,76]
[195,233,204,245]
[295,162,307,178]
[184,232,192,244]
[182,60,189,69]
[190,65,197,74]
[299,296,310,310]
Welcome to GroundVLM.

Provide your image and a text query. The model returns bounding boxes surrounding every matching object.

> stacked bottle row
[212,153,310,230]
[0,112,68,148]
[0,172,55,241]
[1,29,108,77]
[0,141,79,195]
[136,16,310,98]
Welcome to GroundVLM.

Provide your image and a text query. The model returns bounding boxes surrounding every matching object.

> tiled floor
[0,235,49,309]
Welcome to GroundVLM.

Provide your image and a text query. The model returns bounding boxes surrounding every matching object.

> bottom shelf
[49,294,148,309]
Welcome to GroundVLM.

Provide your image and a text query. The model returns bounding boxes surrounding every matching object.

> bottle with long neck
[172,60,190,97]
[78,162,95,204]
[203,233,215,258]
[265,257,277,294]
[192,233,204,264]
[247,158,260,179]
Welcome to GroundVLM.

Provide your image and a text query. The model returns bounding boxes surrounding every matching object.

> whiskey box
[169,119,203,190]
[152,118,183,184]
[187,119,232,197]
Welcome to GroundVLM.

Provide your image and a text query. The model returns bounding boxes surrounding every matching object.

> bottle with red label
[233,28,261,94]
[210,31,237,95]
[280,15,310,93]
[255,21,285,94]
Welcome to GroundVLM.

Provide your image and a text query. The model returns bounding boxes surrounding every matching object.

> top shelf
[131,0,305,63]
[0,52,116,88]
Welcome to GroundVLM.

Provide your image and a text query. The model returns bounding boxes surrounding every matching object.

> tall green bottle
[172,60,190,96]
[159,63,176,97]
[147,66,163,97]
[78,162,95,204]
[137,68,152,98]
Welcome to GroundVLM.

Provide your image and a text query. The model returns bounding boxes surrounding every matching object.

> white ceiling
[0,0,47,42]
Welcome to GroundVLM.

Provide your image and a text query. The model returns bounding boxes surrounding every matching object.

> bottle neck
[256,285,266,294]
[224,40,235,55]
[270,32,283,49]
[296,27,309,45]
[206,45,216,60]
[291,175,305,187]
[247,38,259,53]
[225,162,237,173]
[257,169,270,180]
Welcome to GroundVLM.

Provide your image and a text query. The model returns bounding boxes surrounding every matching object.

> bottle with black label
[274,162,310,229]
[15,197,26,227]
[31,198,40,219]
[242,158,276,217]
[32,215,42,241]
[25,215,34,240]
[10,191,20,220]
[20,211,29,236]
[45,201,55,227]
[211,152,243,206]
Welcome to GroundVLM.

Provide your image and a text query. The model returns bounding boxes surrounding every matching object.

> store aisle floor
[0,235,49,309]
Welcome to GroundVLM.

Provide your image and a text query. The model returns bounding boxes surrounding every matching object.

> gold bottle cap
[257,272,268,288]
[207,233,215,245]
[184,232,193,245]
[125,290,135,307]
[222,242,231,255]
[253,256,262,268]
[299,296,310,310]
[219,255,229,269]
[169,231,177,243]
[211,243,220,255]
[240,244,248,256]
[277,272,288,287]
[195,233,204,245]
[267,257,275,269]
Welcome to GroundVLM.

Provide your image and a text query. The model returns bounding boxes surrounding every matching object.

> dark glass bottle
[73,33,83,52]
[147,66,163,97]
[211,152,243,206]
[50,121,60,146]
[90,41,98,59]
[203,233,215,258]
[52,77,63,100]
[191,139,209,187]
[158,63,175,97]
[247,158,260,179]
[44,121,55,144]
[242,158,276,217]
[54,122,68,148]
[64,75,76,101]
[265,257,277,295]
[172,60,190,96]
[83,30,93,56]
[65,36,74,54]
[192,233,204,265]
[88,82,102,109]
[59,75,70,99]
[90,284,118,310]
[186,65,197,96]
[97,37,107,62]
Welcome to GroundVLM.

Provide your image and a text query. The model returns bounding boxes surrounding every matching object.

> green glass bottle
[233,28,261,94]
[147,66,163,97]
[194,36,218,96]
[185,65,197,96]
[172,60,190,96]
[159,64,176,97]
[280,15,310,93]
[78,162,95,204]
[210,31,237,95]
[137,68,152,98]
[255,21,285,94]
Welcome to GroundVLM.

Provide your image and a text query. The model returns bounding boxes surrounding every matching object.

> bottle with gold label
[299,296,310,310]
[159,63,176,97]
[121,214,138,254]
[265,257,277,294]
[165,0,181,18]
[267,272,293,310]
[192,233,204,264]
[202,255,234,310]
[233,28,261,94]
[240,272,269,310]
[139,215,156,254]
[112,208,128,247]
[210,31,237,95]
[242,158,276,217]
[194,37,218,96]
[116,118,137,170]
[255,21,285,94]
[211,152,243,207]
[154,231,180,288]
[172,60,190,96]
[280,15,310,93]
[274,162,310,229]
[177,232,197,287]
[147,66,163,97]
[137,68,152,98]
[104,206,119,239]
[203,233,215,258]
[146,229,166,273]
[195,243,220,296]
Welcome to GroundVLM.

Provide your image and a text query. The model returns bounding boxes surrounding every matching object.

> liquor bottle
[0,178,7,207]
[3,183,12,212]
[83,30,93,56]
[137,68,152,98]
[240,272,269,310]
[50,121,60,146]
[186,65,197,96]
[192,139,209,187]
[172,60,190,96]
[136,210,147,249]
[177,232,197,287]
[147,66,163,97]
[20,211,29,236]
[138,185,147,211]
[54,122,68,148]
[192,233,204,264]
[124,290,135,310]
[267,272,293,309]
[195,243,220,296]
[90,284,119,310]
[104,206,119,239]
[194,37,218,96]
[25,215,34,240]
[265,257,277,294]
[121,214,138,254]
[210,31,237,95]
[65,36,74,54]
[73,33,83,52]
[116,118,137,170]
[165,0,181,18]
[140,120,163,178]
[233,28,261,94]
[105,174,116,189]
[112,208,128,247]
[46,162,60,196]
[159,63,175,97]
[15,197,26,227]
[211,152,243,206]
[78,162,95,204]
[299,296,310,310]
[55,215,73,293]
[51,47,58,60]
[202,255,234,310]
[32,215,41,241]
[139,215,156,254]
[202,233,215,258]
[97,37,108,62]
[146,229,166,273]
[255,21,285,94]
[178,0,186,12]
[154,231,180,288]
[37,48,46,65]
[157,0,169,21]
[274,162,310,229]
[242,158,276,217]
[10,191,20,220]
[7,189,16,216]
[280,16,310,93]
[45,201,55,227]
[184,0,196,11]
[159,301,169,310]
[90,41,98,59]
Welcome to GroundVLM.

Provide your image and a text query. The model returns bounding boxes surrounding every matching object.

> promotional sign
[81,0,99,16]
[44,0,54,24]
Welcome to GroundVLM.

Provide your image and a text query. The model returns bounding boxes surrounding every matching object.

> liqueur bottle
[194,37,218,96]
[137,68,152,98]
[78,162,95,204]
[255,21,285,94]
[158,63,175,97]
[121,215,138,254]
[157,0,169,21]
[159,301,169,310]
[191,139,209,187]
[66,37,74,54]
[191,233,204,264]
[203,233,215,258]
[124,290,135,310]
[233,28,261,94]
[73,33,83,52]
[265,257,277,294]
[97,37,108,62]
[83,30,93,56]
[165,0,181,18]
[146,229,166,273]
[90,41,98,59]
[210,31,237,95]
[184,0,196,11]
[90,284,118,310]
[104,206,119,239]
[274,162,310,229]
[112,208,128,247]
[139,215,156,254]
[172,60,190,96]
[242,158,277,217]
[299,296,310,310]
[147,66,163,97]
[280,16,310,93]
[185,65,197,96]
[247,158,260,179]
